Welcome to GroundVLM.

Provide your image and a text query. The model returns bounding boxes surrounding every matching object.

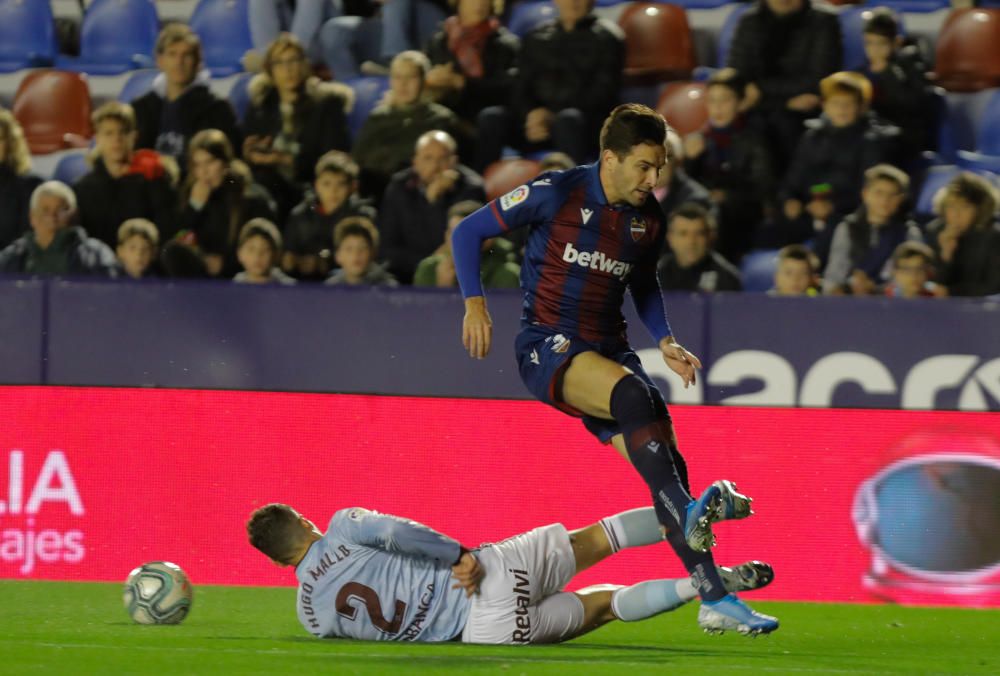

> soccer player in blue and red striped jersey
[451,104,779,635]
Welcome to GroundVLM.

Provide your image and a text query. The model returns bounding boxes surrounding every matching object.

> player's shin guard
[610,375,727,602]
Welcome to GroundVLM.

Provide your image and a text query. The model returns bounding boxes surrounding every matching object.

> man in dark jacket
[0,181,117,277]
[727,0,842,169]
[657,203,742,293]
[131,24,240,166]
[474,0,623,170]
[378,130,485,284]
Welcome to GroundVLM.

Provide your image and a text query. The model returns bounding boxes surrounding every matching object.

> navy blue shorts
[514,325,667,444]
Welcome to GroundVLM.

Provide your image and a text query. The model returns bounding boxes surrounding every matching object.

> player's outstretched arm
[462,296,493,359]
[452,205,505,359]
[659,336,702,388]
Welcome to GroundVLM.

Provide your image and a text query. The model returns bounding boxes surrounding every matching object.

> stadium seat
[863,0,947,13]
[933,9,1000,92]
[191,0,254,77]
[716,3,752,67]
[54,0,158,75]
[0,0,56,73]
[118,69,160,103]
[52,151,91,186]
[483,158,542,201]
[839,7,905,71]
[618,3,695,83]
[12,70,93,155]
[343,75,389,140]
[739,249,780,293]
[227,72,255,123]
[669,0,729,8]
[973,88,1000,156]
[655,82,707,137]
[507,2,557,38]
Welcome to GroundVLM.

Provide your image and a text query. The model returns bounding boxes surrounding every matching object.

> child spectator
[684,68,776,263]
[416,200,519,289]
[657,203,742,292]
[782,72,898,227]
[0,109,42,249]
[242,33,353,220]
[822,164,921,295]
[283,151,376,280]
[857,8,931,162]
[179,129,277,278]
[325,216,398,286]
[926,173,1000,297]
[234,217,296,284]
[538,152,575,173]
[116,218,159,279]
[884,241,941,298]
[769,244,819,296]
[74,102,179,249]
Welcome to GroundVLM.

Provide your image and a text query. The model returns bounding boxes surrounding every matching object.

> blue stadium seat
[191,0,253,77]
[915,165,960,218]
[52,151,91,186]
[508,2,557,38]
[863,0,947,13]
[55,0,158,75]
[670,0,730,8]
[118,69,160,103]
[716,3,752,67]
[839,7,905,71]
[0,0,56,72]
[228,72,256,123]
[740,249,780,293]
[974,88,1000,156]
[934,88,1000,161]
[343,76,389,140]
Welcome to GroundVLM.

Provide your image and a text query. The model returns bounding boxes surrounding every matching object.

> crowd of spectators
[0,0,998,299]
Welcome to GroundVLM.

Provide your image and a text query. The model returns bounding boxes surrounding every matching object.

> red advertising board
[2,386,998,607]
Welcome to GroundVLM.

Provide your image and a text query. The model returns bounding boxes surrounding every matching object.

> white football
[123,561,193,625]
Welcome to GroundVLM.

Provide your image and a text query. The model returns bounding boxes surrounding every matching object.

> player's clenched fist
[659,337,702,389]
[462,297,493,360]
[451,551,483,597]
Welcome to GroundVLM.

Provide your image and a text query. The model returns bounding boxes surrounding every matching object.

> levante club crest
[630,216,647,241]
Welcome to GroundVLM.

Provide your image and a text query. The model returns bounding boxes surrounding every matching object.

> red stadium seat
[12,70,93,155]
[618,3,695,83]
[483,158,543,201]
[655,82,708,137]
[934,9,1000,92]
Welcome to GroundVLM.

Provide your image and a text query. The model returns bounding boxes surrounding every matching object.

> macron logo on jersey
[562,242,633,280]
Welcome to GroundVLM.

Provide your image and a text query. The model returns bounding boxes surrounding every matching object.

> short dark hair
[668,202,714,233]
[246,504,305,565]
[778,244,818,273]
[892,240,934,267]
[863,163,910,194]
[333,216,379,251]
[706,68,747,99]
[448,200,483,222]
[863,8,900,40]
[238,218,282,251]
[315,150,359,182]
[600,104,668,158]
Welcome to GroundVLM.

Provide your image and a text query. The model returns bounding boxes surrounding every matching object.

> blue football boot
[684,479,754,552]
[698,593,780,636]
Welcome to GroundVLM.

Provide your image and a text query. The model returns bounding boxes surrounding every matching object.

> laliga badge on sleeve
[500,185,530,211]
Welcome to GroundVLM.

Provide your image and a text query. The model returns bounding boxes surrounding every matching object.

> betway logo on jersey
[562,243,632,280]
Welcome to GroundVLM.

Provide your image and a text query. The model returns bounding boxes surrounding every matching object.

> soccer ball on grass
[123,561,193,625]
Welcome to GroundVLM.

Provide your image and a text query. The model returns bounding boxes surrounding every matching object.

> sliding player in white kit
[247,504,774,643]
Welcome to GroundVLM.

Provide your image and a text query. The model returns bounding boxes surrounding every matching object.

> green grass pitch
[3,580,999,675]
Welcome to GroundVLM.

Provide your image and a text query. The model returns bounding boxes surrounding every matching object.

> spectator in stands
[538,151,576,173]
[326,216,398,286]
[234,217,296,284]
[132,24,240,165]
[656,129,712,240]
[821,164,920,296]
[926,173,1000,297]
[884,241,941,298]
[474,0,623,170]
[657,203,742,292]
[0,181,117,277]
[378,130,485,284]
[319,0,446,79]
[116,218,160,279]
[74,102,179,249]
[727,0,842,169]
[0,110,42,249]
[242,33,353,221]
[857,8,931,163]
[247,0,341,67]
[283,151,376,281]
[781,72,898,231]
[352,51,459,199]
[179,129,277,278]
[683,69,776,264]
[415,199,519,288]
[424,0,519,130]
[769,244,819,296]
